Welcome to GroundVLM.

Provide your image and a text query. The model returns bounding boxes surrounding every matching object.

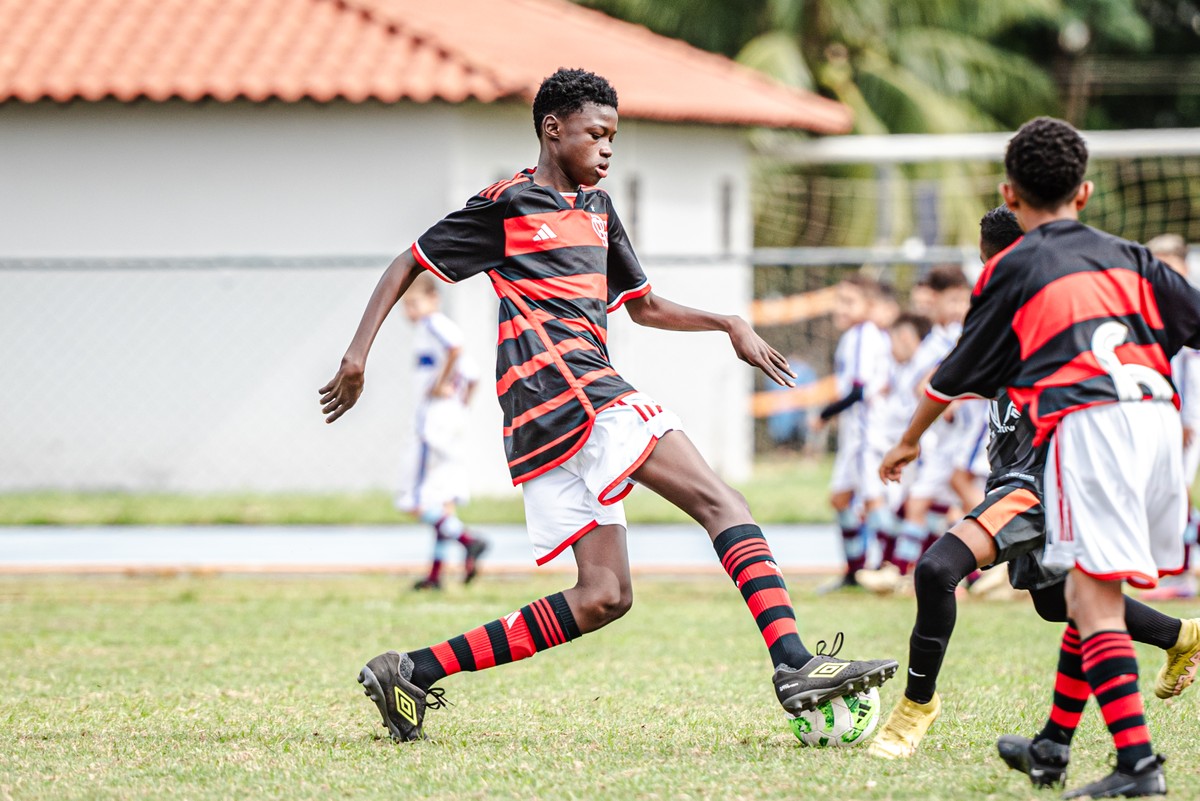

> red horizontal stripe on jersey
[492,272,607,304]
[974,237,1023,296]
[1012,269,1164,360]
[497,308,606,345]
[504,210,609,257]
[496,337,597,396]
[1033,343,1171,389]
[503,368,619,436]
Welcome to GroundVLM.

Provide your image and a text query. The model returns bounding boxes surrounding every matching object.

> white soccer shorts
[395,398,469,513]
[1043,401,1187,589]
[522,392,681,566]
[830,407,883,501]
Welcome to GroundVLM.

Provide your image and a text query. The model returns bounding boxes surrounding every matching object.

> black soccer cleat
[412,577,441,591]
[772,635,898,713]
[997,734,1071,788]
[357,650,447,742]
[463,537,489,584]
[1062,754,1166,799]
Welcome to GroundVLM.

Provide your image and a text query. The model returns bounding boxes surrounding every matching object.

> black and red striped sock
[1036,622,1088,745]
[1081,629,1154,771]
[406,592,580,688]
[714,524,813,668]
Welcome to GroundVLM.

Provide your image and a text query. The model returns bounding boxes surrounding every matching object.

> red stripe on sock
[1113,726,1152,749]
[1055,674,1091,700]
[430,641,460,675]
[1050,705,1084,728]
[536,598,565,646]
[747,587,792,618]
[530,600,560,647]
[720,539,770,573]
[503,613,537,660]
[734,560,783,586]
[1099,691,1144,723]
[464,625,495,670]
[761,617,799,648]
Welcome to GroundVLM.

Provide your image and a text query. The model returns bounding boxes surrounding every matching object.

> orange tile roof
[0,0,852,132]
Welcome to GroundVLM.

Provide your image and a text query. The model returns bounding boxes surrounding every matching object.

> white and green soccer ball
[787,687,881,747]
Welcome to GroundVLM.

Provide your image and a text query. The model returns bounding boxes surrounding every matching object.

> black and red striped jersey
[928,219,1200,445]
[411,168,651,484]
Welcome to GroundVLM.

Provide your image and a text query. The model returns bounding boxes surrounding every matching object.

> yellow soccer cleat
[1156,618,1200,699]
[866,693,941,759]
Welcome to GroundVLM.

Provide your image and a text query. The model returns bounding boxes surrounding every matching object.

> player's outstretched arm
[879,394,948,482]
[319,250,421,423]
[623,291,796,387]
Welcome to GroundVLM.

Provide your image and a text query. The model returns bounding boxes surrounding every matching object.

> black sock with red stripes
[406,592,581,689]
[713,524,813,669]
[1080,629,1154,771]
[1036,622,1088,745]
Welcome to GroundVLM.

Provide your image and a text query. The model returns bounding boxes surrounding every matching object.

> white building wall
[0,100,752,495]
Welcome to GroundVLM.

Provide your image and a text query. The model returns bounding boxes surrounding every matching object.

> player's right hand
[879,441,920,483]
[319,361,365,423]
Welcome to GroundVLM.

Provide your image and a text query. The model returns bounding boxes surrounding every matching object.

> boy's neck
[533,152,578,193]
[1020,206,1079,233]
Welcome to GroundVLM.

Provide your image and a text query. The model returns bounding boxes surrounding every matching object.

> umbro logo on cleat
[809,662,850,678]
[394,686,418,725]
[532,223,558,242]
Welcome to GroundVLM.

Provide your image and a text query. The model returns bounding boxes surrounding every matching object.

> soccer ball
[787,687,881,747]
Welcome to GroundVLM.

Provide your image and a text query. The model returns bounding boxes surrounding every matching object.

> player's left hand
[430,382,454,399]
[1185,426,1195,449]
[729,318,796,387]
[879,441,920,483]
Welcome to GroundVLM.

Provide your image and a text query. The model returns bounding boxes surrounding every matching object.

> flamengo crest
[590,214,608,246]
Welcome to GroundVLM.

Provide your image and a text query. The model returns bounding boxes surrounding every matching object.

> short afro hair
[980,206,1023,259]
[1005,117,1089,209]
[532,68,619,137]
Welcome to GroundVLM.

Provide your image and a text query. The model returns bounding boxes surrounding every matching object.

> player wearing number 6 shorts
[880,119,1200,796]
[869,205,1200,766]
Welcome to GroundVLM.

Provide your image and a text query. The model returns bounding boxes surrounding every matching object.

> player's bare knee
[578,583,631,626]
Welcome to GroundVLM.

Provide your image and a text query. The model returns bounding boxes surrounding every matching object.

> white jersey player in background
[1145,233,1199,599]
[398,273,489,590]
[815,274,893,591]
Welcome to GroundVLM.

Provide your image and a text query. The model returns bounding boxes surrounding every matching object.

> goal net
[748,128,1200,453]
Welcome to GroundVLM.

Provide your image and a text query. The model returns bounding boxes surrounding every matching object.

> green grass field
[0,457,832,526]
[2,574,1198,800]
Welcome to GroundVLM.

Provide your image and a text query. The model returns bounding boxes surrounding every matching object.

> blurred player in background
[815,274,892,591]
[857,266,971,593]
[1144,233,1199,600]
[321,68,897,743]
[397,273,489,590]
[869,311,932,576]
[871,206,1200,763]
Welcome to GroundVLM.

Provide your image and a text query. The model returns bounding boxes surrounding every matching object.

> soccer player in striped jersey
[319,68,897,742]
[881,118,1200,797]
[868,207,1199,765]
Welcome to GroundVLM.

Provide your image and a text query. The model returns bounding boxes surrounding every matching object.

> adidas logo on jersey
[532,223,558,242]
